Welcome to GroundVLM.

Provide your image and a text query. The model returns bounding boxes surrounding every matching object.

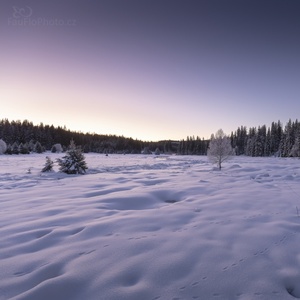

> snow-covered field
[1,154,300,300]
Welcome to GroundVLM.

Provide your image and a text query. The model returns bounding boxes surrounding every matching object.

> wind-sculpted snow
[1,154,300,299]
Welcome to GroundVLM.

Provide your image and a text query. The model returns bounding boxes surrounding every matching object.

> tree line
[1,118,300,157]
[0,119,177,154]
[174,119,300,158]
[230,119,300,157]
[177,136,209,155]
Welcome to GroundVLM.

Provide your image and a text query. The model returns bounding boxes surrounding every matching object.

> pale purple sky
[1,0,300,141]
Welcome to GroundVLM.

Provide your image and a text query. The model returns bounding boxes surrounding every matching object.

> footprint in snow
[79,249,96,256]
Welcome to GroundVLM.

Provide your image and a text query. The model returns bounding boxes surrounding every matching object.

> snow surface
[1,154,300,300]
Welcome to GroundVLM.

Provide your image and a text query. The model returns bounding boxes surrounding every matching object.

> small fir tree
[28,140,35,152]
[12,142,19,154]
[5,144,12,155]
[34,141,43,153]
[57,140,88,174]
[42,156,54,172]
[19,143,30,154]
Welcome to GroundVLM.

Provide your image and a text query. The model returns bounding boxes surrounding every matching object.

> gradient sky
[1,0,300,141]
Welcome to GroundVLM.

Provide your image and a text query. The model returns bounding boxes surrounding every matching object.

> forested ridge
[0,118,300,157]
[0,119,177,154]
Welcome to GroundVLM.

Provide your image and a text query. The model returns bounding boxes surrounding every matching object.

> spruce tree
[42,156,54,172]
[34,141,43,153]
[57,140,88,174]
[19,143,30,154]
[12,142,19,154]
[5,144,12,155]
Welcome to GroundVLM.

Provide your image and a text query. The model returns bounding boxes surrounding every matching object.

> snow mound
[228,164,242,169]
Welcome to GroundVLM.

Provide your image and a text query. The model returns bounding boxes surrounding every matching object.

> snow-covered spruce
[34,141,44,153]
[57,140,88,174]
[41,156,54,172]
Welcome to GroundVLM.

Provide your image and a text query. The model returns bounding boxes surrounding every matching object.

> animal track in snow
[221,228,299,276]
[78,249,96,256]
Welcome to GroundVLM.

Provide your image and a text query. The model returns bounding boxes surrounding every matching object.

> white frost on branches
[0,139,7,155]
[207,129,233,170]
[57,140,88,174]
[41,156,54,172]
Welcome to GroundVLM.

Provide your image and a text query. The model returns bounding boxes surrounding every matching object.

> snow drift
[1,154,300,300]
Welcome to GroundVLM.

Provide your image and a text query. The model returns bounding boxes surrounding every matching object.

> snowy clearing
[1,154,300,300]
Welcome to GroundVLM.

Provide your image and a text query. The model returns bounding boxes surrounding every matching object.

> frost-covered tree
[5,144,12,155]
[28,139,35,152]
[19,143,30,154]
[290,125,300,157]
[141,147,152,154]
[34,141,43,153]
[51,143,63,153]
[282,119,294,157]
[207,129,233,170]
[57,140,88,174]
[255,125,266,157]
[270,121,282,155]
[41,156,54,172]
[264,128,271,157]
[154,147,160,155]
[12,142,19,154]
[290,139,300,157]
[0,139,7,154]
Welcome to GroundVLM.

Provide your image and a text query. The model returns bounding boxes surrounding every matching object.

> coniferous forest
[0,118,300,157]
[0,119,177,154]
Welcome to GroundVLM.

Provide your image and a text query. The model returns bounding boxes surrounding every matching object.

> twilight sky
[1,0,300,141]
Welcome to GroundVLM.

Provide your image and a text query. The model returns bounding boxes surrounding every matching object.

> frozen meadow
[1,153,300,300]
